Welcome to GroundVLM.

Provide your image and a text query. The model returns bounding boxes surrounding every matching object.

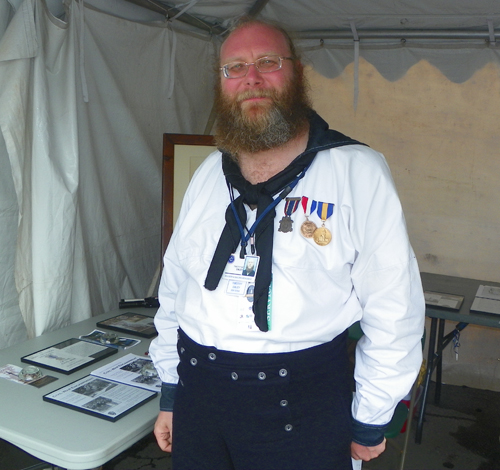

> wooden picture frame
[161,134,215,256]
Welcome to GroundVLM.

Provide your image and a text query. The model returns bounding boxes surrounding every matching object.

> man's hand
[351,438,386,461]
[154,411,173,452]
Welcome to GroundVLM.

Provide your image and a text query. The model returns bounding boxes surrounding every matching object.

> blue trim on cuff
[159,382,177,412]
[351,418,388,446]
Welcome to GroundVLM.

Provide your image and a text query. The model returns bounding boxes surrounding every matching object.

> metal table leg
[435,319,446,405]
[415,317,437,444]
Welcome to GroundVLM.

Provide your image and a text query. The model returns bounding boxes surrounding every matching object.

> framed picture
[96,312,157,338]
[21,338,117,375]
[424,291,464,311]
[162,134,216,255]
[43,375,157,421]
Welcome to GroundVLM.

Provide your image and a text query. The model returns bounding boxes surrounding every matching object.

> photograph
[242,256,258,277]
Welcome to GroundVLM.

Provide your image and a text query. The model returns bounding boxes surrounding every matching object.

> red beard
[214,70,312,156]
[235,89,280,123]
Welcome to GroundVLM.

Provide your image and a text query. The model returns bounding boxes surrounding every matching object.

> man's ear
[294,60,305,79]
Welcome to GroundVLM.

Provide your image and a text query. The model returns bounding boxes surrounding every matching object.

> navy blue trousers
[172,329,353,470]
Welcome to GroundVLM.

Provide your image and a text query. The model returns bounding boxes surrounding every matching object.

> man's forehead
[220,24,290,61]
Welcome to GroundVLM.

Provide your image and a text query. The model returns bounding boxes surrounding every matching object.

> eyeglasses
[220,55,293,79]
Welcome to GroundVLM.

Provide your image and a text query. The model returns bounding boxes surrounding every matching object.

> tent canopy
[36,0,500,84]
[42,0,500,38]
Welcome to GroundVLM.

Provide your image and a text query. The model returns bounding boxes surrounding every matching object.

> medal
[300,197,318,238]
[313,202,335,246]
[278,197,301,233]
[301,220,317,238]
[313,226,332,246]
[278,216,293,233]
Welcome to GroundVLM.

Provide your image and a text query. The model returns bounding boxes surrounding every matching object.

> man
[149,18,424,470]
[242,257,257,277]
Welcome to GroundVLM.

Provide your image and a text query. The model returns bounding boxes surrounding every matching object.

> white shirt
[149,144,425,427]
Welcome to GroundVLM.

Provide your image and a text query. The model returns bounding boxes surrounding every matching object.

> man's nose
[244,63,263,85]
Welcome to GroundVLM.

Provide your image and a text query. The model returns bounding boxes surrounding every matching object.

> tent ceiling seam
[115,1,500,44]
[169,0,200,22]
[123,0,226,36]
[297,29,500,42]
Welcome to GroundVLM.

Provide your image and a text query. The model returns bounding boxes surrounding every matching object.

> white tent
[1,0,500,390]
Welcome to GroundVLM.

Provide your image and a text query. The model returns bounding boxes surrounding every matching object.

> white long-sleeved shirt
[149,141,425,428]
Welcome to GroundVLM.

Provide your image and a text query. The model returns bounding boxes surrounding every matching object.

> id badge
[222,254,259,282]
[236,284,260,331]
[223,254,260,331]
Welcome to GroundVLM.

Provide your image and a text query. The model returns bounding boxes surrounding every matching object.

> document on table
[470,285,500,315]
[43,374,157,421]
[0,364,26,384]
[79,330,141,349]
[21,338,117,374]
[90,353,162,392]
[424,291,464,310]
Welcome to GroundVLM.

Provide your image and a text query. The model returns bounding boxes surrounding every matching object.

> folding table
[417,272,500,443]
[0,307,159,470]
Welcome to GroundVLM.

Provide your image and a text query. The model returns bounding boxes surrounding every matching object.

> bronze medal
[278,198,301,234]
[278,215,293,233]
[313,226,332,246]
[300,219,317,238]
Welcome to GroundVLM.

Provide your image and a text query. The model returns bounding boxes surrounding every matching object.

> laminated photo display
[90,354,162,393]
[96,312,157,338]
[43,375,157,421]
[470,285,500,315]
[21,338,117,374]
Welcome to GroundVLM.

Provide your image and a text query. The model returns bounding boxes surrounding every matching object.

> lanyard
[227,163,311,258]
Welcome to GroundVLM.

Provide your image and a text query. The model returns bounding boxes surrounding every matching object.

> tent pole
[123,0,226,35]
[298,29,499,41]
[247,0,271,18]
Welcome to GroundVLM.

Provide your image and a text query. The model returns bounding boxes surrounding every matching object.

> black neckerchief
[204,111,366,331]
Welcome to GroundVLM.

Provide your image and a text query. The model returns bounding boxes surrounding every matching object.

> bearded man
[149,17,424,470]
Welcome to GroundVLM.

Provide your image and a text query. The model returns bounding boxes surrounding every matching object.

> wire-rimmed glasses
[220,55,293,79]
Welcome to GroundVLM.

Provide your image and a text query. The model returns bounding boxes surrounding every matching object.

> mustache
[235,90,277,103]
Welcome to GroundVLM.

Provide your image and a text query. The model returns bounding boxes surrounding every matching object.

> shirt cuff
[159,382,177,412]
[351,418,388,446]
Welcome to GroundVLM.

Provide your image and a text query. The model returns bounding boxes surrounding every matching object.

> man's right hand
[154,411,173,452]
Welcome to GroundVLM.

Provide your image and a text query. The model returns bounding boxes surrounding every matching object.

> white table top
[0,307,160,470]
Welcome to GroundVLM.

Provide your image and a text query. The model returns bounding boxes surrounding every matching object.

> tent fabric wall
[0,0,214,348]
[0,1,14,37]
[0,129,26,348]
[0,2,25,349]
[301,40,500,84]
[74,2,214,315]
[0,0,87,338]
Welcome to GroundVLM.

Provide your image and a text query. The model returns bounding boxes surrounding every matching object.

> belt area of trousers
[176,328,349,384]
